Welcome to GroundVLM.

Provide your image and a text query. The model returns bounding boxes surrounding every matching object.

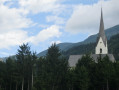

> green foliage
[16,43,37,90]
[96,56,115,90]
[74,55,95,90]
[77,66,89,90]
[31,87,37,90]
[0,61,6,89]
[63,43,96,58]
[108,34,119,60]
[34,44,68,90]
[63,34,119,60]
[0,43,119,90]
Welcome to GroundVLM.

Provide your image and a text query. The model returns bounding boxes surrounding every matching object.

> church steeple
[98,8,107,46]
[95,8,108,54]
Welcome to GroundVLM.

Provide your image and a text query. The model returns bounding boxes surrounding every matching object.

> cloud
[0,25,61,49]
[66,0,119,34]
[0,2,33,49]
[0,30,28,49]
[28,25,62,45]
[0,4,32,33]
[46,15,65,25]
[0,0,10,4]
[0,3,62,49]
[0,52,11,56]
[50,40,61,45]
[19,0,62,14]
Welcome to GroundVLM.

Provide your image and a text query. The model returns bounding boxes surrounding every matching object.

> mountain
[37,25,119,57]
[63,33,119,60]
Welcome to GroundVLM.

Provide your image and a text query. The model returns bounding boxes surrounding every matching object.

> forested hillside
[63,33,119,60]
[108,33,119,60]
[38,25,119,57]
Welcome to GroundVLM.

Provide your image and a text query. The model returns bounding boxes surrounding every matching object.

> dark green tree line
[0,43,119,90]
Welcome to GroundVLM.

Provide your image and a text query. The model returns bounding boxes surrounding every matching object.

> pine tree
[74,55,91,90]
[36,43,68,90]
[16,43,32,90]
[97,55,115,90]
[114,61,119,90]
[0,61,6,90]
[6,57,16,90]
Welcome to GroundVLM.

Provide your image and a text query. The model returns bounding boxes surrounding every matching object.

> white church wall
[95,37,108,54]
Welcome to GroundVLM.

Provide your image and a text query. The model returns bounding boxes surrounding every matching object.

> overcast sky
[0,0,119,57]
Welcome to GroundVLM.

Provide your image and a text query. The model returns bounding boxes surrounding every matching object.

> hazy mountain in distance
[37,25,119,57]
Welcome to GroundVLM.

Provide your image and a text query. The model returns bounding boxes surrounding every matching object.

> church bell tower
[95,9,108,54]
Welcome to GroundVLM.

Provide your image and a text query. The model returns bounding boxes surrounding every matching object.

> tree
[114,61,119,90]
[75,54,96,89]
[46,44,61,90]
[67,68,75,90]
[74,55,91,90]
[77,66,89,90]
[35,57,48,90]
[31,52,37,89]
[16,43,32,90]
[97,55,115,90]
[36,43,68,90]
[6,57,16,90]
[0,61,6,90]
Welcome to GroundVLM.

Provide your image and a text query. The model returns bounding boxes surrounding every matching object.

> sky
[0,0,119,57]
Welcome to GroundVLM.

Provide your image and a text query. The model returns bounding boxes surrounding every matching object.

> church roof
[96,9,107,46]
[68,54,115,67]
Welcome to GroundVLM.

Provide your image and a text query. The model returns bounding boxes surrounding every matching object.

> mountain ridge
[37,25,119,57]
[1,25,119,60]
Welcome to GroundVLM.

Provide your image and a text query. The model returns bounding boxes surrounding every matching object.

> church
[68,9,115,67]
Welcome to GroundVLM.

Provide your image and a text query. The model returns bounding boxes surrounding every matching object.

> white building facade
[95,37,108,54]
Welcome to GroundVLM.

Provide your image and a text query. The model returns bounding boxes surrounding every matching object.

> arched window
[100,48,102,53]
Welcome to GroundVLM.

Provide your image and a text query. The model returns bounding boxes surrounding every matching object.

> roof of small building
[68,54,115,67]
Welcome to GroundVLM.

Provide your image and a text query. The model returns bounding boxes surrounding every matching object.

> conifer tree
[114,61,119,90]
[74,55,92,90]
[0,61,6,90]
[46,43,61,90]
[16,43,32,90]
[97,55,115,90]
[42,43,68,90]
[6,57,16,90]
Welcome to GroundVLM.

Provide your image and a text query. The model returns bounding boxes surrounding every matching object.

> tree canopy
[0,43,119,90]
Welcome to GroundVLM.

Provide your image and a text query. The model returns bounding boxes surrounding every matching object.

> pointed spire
[98,8,107,46]
[99,8,104,35]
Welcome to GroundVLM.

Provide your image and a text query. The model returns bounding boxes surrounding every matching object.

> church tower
[95,9,108,54]
[68,8,115,67]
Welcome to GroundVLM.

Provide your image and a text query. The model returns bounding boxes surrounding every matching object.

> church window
[100,48,102,53]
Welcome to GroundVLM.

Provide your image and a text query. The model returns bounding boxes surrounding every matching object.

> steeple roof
[97,8,107,46]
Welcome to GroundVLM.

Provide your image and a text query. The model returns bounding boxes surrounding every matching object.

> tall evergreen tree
[31,52,37,89]
[6,57,16,90]
[16,43,32,90]
[0,61,6,90]
[97,55,115,90]
[114,61,119,90]
[39,43,68,90]
[77,66,89,90]
[46,44,61,90]
[74,55,92,90]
